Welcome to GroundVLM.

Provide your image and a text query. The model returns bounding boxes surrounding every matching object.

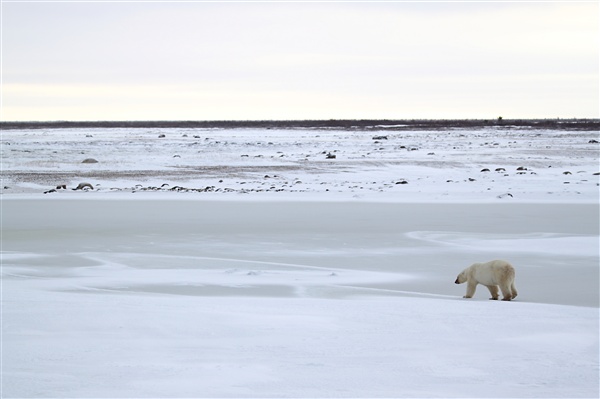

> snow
[1,126,599,397]
[2,127,599,202]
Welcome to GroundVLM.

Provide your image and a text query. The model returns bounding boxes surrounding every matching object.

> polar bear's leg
[486,285,499,300]
[499,283,513,301]
[464,281,477,298]
[510,282,518,299]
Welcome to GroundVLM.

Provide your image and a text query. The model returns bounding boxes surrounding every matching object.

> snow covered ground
[1,126,599,398]
[2,126,599,202]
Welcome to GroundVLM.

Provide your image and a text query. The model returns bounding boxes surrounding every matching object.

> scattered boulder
[495,168,506,172]
[158,134,166,138]
[497,193,514,199]
[516,166,527,171]
[481,168,490,172]
[326,153,336,159]
[73,182,94,191]
[589,139,598,144]
[372,135,388,140]
[82,158,98,164]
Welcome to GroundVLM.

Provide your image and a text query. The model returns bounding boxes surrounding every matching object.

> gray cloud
[3,2,598,120]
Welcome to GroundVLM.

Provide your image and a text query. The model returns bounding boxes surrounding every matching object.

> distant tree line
[1,119,599,131]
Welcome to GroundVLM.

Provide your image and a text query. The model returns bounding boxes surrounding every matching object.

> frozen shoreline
[4,198,598,307]
[3,199,599,399]
[2,198,599,397]
[2,127,598,397]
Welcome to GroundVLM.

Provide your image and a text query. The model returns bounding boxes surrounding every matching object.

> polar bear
[455,260,518,301]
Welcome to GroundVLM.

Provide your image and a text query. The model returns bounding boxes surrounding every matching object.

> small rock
[497,193,514,199]
[82,158,98,164]
[73,182,94,191]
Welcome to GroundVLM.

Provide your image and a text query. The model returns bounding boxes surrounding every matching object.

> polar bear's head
[454,270,468,284]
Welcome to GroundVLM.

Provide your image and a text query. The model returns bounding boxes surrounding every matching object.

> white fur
[455,260,518,301]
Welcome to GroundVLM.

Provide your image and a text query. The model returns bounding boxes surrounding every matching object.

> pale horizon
[2,1,598,121]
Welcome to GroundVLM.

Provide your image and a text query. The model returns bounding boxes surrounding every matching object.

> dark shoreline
[2,118,599,131]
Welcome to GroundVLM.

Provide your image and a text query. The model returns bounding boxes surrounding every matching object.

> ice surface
[1,127,599,397]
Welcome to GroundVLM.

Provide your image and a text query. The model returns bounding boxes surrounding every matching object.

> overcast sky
[1,1,598,121]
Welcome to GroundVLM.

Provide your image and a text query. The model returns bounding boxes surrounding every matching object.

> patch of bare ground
[5,164,328,186]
